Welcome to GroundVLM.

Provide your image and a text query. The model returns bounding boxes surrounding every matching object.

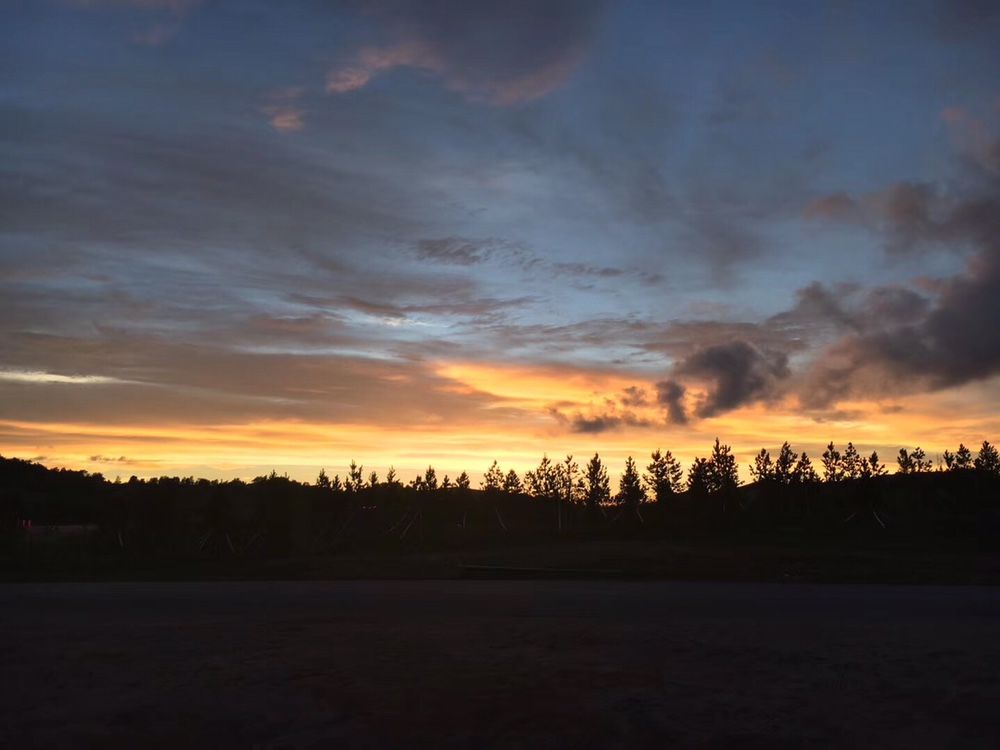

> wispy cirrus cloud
[65,0,201,46]
[260,87,307,132]
[0,369,128,385]
[326,0,605,105]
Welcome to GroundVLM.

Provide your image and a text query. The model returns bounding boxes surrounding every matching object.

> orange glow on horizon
[3,364,998,485]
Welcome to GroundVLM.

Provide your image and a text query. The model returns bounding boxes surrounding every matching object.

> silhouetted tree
[503,469,522,494]
[482,461,504,494]
[560,455,581,505]
[644,449,684,502]
[897,448,915,474]
[975,441,1000,476]
[710,438,739,494]
[315,468,331,489]
[618,456,645,508]
[525,455,559,499]
[955,443,973,470]
[864,451,886,478]
[330,474,343,492]
[943,449,955,470]
[822,442,842,482]
[385,467,399,486]
[842,442,862,480]
[687,457,714,496]
[794,452,819,483]
[441,474,452,490]
[347,461,364,493]
[911,447,932,473]
[774,442,797,484]
[584,453,610,509]
[368,471,379,489]
[423,466,438,491]
[456,471,471,490]
[750,448,774,484]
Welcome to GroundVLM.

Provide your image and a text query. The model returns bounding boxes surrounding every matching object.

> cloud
[807,174,1000,258]
[803,192,860,222]
[290,291,533,328]
[941,106,1000,174]
[619,385,648,408]
[414,237,499,266]
[673,341,790,418]
[648,203,999,415]
[327,41,438,95]
[768,280,931,339]
[805,183,945,256]
[0,331,530,429]
[326,0,605,105]
[0,369,128,385]
[550,408,652,434]
[643,319,804,361]
[655,379,687,424]
[552,262,624,278]
[662,207,767,281]
[260,87,307,132]
[797,141,1000,405]
[88,454,134,464]
[66,0,199,9]
[639,271,953,421]
[66,0,201,46]
[802,243,1000,405]
[411,237,633,286]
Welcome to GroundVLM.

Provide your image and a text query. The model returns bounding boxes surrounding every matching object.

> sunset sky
[2,0,999,483]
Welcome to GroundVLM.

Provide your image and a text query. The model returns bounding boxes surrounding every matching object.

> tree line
[3,437,999,569]
[310,438,1000,506]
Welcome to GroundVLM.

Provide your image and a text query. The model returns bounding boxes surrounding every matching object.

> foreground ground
[2,582,999,747]
[10,536,1000,584]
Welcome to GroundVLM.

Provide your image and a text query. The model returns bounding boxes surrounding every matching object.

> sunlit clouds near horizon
[2,0,999,483]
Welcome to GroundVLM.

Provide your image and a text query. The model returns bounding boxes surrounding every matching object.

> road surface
[2,581,998,747]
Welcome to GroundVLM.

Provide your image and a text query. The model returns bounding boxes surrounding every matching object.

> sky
[2,0,999,484]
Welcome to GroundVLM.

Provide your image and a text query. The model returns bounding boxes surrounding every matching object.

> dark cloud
[649,204,998,415]
[619,385,647,408]
[655,379,687,424]
[550,408,652,434]
[798,163,1000,404]
[88,454,138,464]
[861,286,931,326]
[806,179,1000,257]
[767,281,932,340]
[674,341,789,418]
[769,281,860,334]
[803,244,1000,405]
